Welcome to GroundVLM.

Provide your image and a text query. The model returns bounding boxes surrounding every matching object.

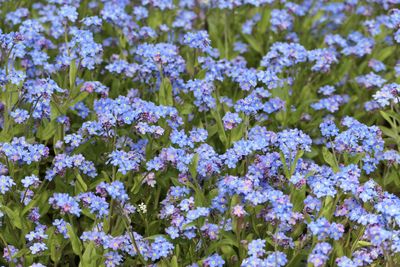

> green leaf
[50,101,67,120]
[12,248,29,259]
[322,147,338,172]
[242,34,263,55]
[279,151,290,179]
[355,241,372,249]
[291,184,306,212]
[189,153,199,179]
[333,240,344,257]
[380,126,399,140]
[50,243,62,264]
[69,92,89,108]
[159,78,173,106]
[180,103,194,115]
[80,242,98,267]
[186,181,206,206]
[375,46,396,61]
[76,173,88,193]
[22,191,49,215]
[147,10,163,28]
[380,111,395,128]
[48,227,62,264]
[143,234,168,240]
[37,121,56,141]
[1,206,22,229]
[320,196,335,219]
[0,131,13,142]
[170,256,179,267]
[69,60,78,89]
[290,150,304,176]
[67,224,83,256]
[349,153,365,165]
[257,7,271,33]
[206,239,238,255]
[210,109,228,148]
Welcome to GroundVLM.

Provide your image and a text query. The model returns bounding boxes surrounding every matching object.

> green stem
[121,212,147,265]
[224,10,230,59]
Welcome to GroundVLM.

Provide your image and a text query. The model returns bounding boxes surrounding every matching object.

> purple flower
[49,193,81,216]
[247,239,265,257]
[308,243,332,267]
[29,242,47,255]
[222,112,242,130]
[96,181,129,203]
[183,31,211,52]
[0,175,15,194]
[265,251,287,266]
[203,254,225,267]
[270,9,293,32]
[10,108,29,124]
[21,174,40,188]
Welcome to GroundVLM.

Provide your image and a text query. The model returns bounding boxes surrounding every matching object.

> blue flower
[0,175,15,194]
[247,239,265,257]
[10,109,29,124]
[183,31,211,52]
[203,254,225,267]
[49,193,81,216]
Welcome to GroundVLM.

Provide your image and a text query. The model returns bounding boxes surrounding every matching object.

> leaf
[290,150,304,176]
[220,245,236,258]
[333,240,345,257]
[37,121,56,141]
[159,78,173,106]
[67,224,83,256]
[180,103,194,115]
[147,9,163,28]
[81,209,96,220]
[291,184,306,212]
[69,60,78,89]
[322,147,338,172]
[80,242,98,267]
[69,92,89,108]
[170,256,179,267]
[143,234,168,240]
[207,124,218,138]
[387,169,400,187]
[257,7,271,33]
[11,248,29,259]
[76,173,88,193]
[1,206,22,229]
[348,153,365,165]
[186,181,206,206]
[355,241,372,249]
[376,46,396,61]
[206,239,238,255]
[210,109,228,148]
[22,191,49,215]
[380,126,399,140]
[189,153,199,179]
[50,101,67,120]
[279,151,290,179]
[320,196,335,219]
[231,122,244,143]
[242,34,263,55]
[48,228,62,264]
[286,252,306,267]
[380,111,395,128]
[0,131,13,142]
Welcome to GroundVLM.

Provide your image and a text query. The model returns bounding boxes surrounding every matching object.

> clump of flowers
[0,1,399,266]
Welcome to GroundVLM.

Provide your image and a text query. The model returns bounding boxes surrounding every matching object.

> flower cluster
[0,0,399,266]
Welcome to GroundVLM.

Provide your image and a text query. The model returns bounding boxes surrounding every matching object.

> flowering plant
[0,0,399,266]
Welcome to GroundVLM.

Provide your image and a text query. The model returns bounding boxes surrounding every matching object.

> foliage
[0,0,399,266]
